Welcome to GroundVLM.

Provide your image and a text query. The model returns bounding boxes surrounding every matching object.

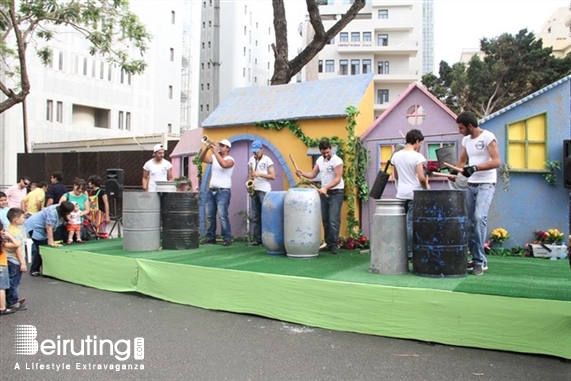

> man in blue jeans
[455,111,501,276]
[296,139,344,254]
[199,139,235,246]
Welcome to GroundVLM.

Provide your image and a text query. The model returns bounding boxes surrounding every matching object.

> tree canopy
[0,0,151,114]
[422,29,571,118]
[270,0,365,85]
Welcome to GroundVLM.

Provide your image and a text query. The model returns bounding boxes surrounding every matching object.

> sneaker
[247,241,261,246]
[467,261,488,271]
[331,245,339,255]
[472,264,484,276]
[222,241,232,246]
[319,246,331,252]
[200,238,217,244]
[30,272,41,277]
[8,302,27,311]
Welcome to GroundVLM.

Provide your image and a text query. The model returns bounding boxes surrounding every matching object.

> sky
[433,0,570,66]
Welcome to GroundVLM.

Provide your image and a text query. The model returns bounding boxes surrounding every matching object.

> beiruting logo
[14,325,144,361]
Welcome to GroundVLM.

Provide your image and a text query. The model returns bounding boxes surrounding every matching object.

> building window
[118,111,124,130]
[325,60,334,73]
[91,59,96,77]
[427,143,456,162]
[378,9,388,19]
[362,59,371,74]
[83,57,88,75]
[377,61,389,74]
[207,83,210,90]
[350,32,360,42]
[208,41,211,48]
[108,64,113,81]
[339,32,348,43]
[100,62,104,79]
[120,69,125,84]
[168,123,172,133]
[206,104,209,111]
[379,144,396,177]
[202,42,205,49]
[377,34,389,46]
[170,48,174,61]
[350,59,360,75]
[243,67,246,77]
[202,21,205,28]
[201,83,204,90]
[201,63,204,70]
[58,51,64,70]
[318,60,323,73]
[56,101,63,123]
[46,100,53,121]
[126,112,131,131]
[378,89,389,104]
[209,21,211,27]
[339,59,348,75]
[207,62,210,69]
[363,32,372,43]
[406,105,426,126]
[507,113,548,170]
[168,86,173,99]
[171,11,175,24]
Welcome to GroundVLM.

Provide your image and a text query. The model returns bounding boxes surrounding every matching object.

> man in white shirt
[142,144,173,192]
[199,139,235,246]
[247,140,275,246]
[454,111,501,276]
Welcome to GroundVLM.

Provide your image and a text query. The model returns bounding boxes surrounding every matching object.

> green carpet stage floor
[41,239,571,360]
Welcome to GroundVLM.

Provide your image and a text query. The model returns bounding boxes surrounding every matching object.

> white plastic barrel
[284,188,321,258]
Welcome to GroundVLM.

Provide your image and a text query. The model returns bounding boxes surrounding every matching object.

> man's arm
[142,170,149,192]
[296,164,320,180]
[199,145,214,164]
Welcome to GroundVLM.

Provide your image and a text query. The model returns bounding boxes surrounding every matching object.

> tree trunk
[270,0,366,85]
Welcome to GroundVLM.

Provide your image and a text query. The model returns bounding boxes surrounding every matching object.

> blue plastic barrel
[261,191,287,255]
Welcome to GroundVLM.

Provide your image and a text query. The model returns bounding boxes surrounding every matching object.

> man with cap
[142,144,173,192]
[199,139,235,246]
[247,140,275,246]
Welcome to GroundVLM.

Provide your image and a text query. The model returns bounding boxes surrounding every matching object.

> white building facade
[539,3,571,58]
[0,1,201,186]
[299,0,433,119]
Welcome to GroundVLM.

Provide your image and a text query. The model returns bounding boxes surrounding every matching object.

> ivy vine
[255,105,369,239]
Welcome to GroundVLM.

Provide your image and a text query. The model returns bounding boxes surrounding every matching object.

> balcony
[337,40,418,56]
[373,70,419,84]
[372,0,414,7]
[373,18,414,31]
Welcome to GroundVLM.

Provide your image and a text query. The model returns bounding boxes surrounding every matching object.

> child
[0,192,9,231]
[0,221,16,315]
[66,202,83,244]
[5,208,27,311]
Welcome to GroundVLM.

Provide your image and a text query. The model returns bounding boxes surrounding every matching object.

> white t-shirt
[248,155,274,192]
[391,149,427,200]
[143,159,173,192]
[317,154,344,190]
[463,130,497,184]
[210,155,235,189]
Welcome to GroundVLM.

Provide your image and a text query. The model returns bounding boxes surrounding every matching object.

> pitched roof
[202,73,374,128]
[480,74,571,124]
[361,81,457,139]
[170,128,203,158]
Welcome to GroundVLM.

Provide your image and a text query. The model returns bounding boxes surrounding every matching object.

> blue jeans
[29,231,48,274]
[404,200,413,258]
[320,191,344,248]
[466,183,495,265]
[7,261,23,306]
[250,191,266,243]
[205,188,232,242]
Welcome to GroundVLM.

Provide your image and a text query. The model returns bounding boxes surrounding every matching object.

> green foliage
[255,106,370,239]
[1,0,152,113]
[422,29,571,118]
[543,160,562,186]
[488,246,527,257]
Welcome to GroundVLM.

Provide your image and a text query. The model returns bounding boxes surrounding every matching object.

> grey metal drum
[122,192,161,251]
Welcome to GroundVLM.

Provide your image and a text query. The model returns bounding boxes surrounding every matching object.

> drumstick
[289,154,300,172]
[443,162,464,173]
[431,172,456,178]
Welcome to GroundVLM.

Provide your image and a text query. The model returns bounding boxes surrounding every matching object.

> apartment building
[539,3,571,58]
[0,1,200,186]
[300,0,433,119]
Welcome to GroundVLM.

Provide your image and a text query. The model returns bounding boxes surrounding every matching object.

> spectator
[4,208,27,311]
[45,172,68,207]
[0,220,15,315]
[5,177,30,209]
[21,181,48,217]
[0,192,9,230]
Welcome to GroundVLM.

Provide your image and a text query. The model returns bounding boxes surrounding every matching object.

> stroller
[82,209,109,240]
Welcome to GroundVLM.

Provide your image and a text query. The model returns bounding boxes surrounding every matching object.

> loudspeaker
[564,140,571,189]
[106,168,124,198]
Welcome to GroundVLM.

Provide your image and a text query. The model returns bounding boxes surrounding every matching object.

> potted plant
[174,176,192,192]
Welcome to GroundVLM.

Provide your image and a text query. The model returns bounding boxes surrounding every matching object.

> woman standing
[87,175,111,233]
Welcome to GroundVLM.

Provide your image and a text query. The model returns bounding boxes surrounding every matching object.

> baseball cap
[251,140,262,153]
[219,139,232,148]
[153,143,164,153]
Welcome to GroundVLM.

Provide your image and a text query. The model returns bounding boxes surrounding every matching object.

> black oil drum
[161,192,200,250]
[412,190,468,277]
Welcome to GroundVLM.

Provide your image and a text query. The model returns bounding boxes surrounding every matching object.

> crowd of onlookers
[0,172,110,315]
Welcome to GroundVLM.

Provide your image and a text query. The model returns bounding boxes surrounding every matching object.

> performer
[247,141,275,246]
[142,144,173,192]
[454,111,501,276]
[391,129,430,259]
[199,139,235,246]
[295,139,344,254]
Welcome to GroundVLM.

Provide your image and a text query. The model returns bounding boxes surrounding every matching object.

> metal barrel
[161,192,200,250]
[123,192,161,251]
[369,199,408,274]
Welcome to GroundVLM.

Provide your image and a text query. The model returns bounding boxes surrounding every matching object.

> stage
[40,239,571,360]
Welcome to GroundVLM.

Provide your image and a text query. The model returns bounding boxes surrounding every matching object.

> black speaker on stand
[563,140,571,189]
[106,168,124,237]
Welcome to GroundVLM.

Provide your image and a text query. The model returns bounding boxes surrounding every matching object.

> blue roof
[202,73,374,128]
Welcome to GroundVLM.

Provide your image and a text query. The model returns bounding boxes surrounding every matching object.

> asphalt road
[0,276,569,381]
